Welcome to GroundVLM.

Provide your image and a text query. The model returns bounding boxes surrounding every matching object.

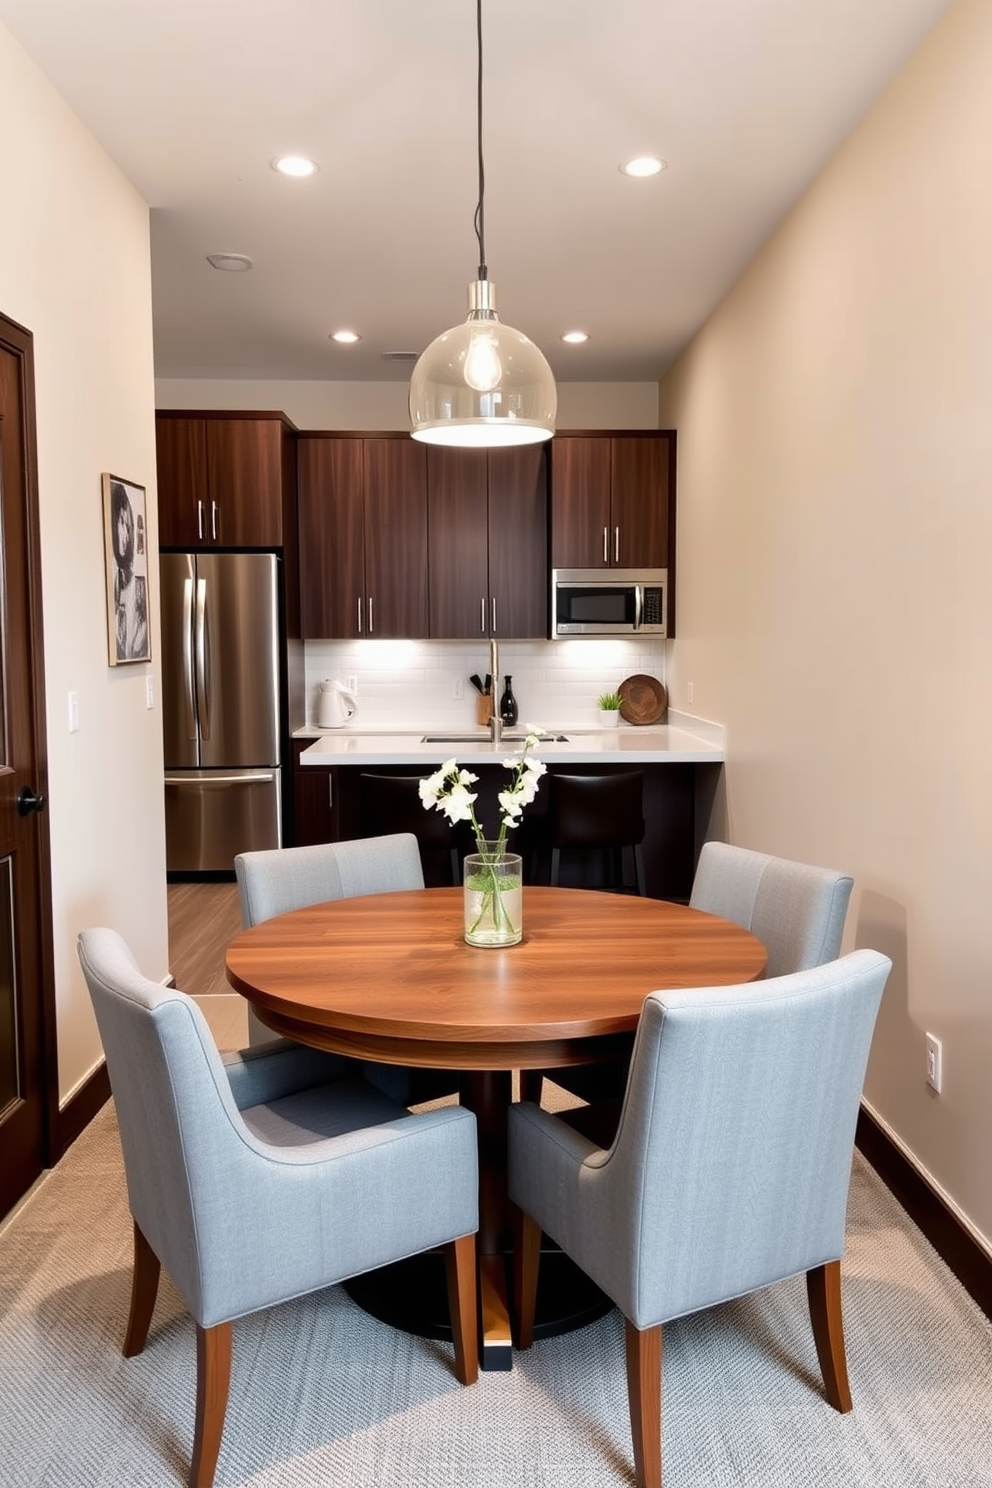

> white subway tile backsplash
[304,639,669,730]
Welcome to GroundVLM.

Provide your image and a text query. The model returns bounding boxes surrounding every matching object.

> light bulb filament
[464,329,502,393]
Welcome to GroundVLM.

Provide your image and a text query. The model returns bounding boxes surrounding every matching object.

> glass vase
[463,843,523,947]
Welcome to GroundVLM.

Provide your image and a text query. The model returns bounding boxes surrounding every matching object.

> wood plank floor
[168,881,248,1050]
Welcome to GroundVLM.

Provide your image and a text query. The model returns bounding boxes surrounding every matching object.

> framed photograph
[102,473,151,666]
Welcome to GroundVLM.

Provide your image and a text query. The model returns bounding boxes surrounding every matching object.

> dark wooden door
[298,437,365,638]
[611,435,669,568]
[155,415,207,547]
[427,447,489,639]
[0,314,56,1218]
[205,418,284,547]
[549,435,611,568]
[488,446,548,637]
[363,438,428,638]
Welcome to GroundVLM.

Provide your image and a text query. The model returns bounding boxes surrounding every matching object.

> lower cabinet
[291,750,706,901]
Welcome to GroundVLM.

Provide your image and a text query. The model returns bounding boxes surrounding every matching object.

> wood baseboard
[57,1062,111,1160]
[856,1106,992,1322]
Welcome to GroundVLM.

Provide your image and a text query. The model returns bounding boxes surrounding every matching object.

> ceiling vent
[206,253,253,272]
[381,351,419,363]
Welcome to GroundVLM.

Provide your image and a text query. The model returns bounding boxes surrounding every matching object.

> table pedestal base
[343,1246,612,1371]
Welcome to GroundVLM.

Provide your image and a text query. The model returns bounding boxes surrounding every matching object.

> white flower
[497,789,524,824]
[441,781,478,824]
[419,759,457,806]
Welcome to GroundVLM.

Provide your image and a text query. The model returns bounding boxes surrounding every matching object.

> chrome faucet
[488,636,502,747]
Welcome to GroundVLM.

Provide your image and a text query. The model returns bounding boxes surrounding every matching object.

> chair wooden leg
[123,1220,161,1357]
[512,1206,542,1350]
[625,1318,663,1488]
[444,1233,479,1386]
[550,847,561,886]
[190,1321,232,1488]
[806,1260,852,1413]
[633,844,647,896]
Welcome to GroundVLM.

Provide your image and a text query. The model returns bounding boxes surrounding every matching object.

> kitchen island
[291,717,724,900]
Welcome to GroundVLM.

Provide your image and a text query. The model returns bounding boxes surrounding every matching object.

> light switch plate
[925,1032,942,1093]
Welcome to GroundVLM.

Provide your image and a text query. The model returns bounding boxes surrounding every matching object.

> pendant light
[409,0,556,448]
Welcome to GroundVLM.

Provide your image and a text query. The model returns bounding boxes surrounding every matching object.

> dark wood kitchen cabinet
[155,411,295,549]
[427,445,548,639]
[298,433,428,639]
[550,431,674,571]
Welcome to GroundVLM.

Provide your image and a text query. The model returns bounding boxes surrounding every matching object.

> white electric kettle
[316,678,358,729]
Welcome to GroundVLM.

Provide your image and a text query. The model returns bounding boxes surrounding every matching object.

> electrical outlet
[68,690,80,733]
[925,1033,942,1093]
[344,674,358,695]
[452,677,465,699]
[687,681,695,706]
[145,676,155,710]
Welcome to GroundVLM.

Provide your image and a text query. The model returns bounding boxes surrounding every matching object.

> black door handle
[16,786,46,817]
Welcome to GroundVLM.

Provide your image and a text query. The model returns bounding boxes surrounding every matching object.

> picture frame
[102,473,151,666]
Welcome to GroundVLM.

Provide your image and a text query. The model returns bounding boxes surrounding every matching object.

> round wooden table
[226,886,766,1367]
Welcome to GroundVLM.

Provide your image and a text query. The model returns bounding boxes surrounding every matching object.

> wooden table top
[226,887,766,1071]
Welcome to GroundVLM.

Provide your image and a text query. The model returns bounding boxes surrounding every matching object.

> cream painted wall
[154,378,660,431]
[659,0,992,1246]
[0,25,167,1104]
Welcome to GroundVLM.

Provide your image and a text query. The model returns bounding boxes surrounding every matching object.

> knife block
[476,693,493,727]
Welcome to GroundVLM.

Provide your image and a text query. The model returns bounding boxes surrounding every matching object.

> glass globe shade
[410,281,557,448]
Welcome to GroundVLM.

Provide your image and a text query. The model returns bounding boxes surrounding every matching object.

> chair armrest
[222,1040,359,1110]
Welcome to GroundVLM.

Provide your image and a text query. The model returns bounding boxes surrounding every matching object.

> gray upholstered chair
[78,927,479,1488]
[235,833,461,1104]
[529,841,855,1106]
[509,950,890,1488]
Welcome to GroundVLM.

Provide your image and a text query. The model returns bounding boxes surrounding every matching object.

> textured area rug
[1,1103,990,1488]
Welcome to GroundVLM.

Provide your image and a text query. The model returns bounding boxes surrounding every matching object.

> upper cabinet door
[427,447,489,639]
[205,419,284,547]
[610,436,668,568]
[156,417,208,548]
[549,437,612,568]
[363,438,429,639]
[298,437,365,639]
[156,414,288,548]
[487,446,548,638]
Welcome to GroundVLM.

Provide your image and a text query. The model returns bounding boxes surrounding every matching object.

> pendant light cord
[473,0,487,281]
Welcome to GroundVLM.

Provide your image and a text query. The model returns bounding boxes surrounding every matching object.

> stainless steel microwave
[551,568,668,638]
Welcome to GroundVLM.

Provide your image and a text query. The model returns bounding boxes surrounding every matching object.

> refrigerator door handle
[181,577,197,741]
[164,771,276,786]
[194,576,210,741]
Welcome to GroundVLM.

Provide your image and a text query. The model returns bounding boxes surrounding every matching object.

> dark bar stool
[359,773,462,885]
[543,770,647,896]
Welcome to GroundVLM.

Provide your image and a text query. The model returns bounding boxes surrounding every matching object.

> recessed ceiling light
[330,330,361,344]
[620,156,666,178]
[206,253,252,272]
[272,155,319,178]
[561,331,589,345]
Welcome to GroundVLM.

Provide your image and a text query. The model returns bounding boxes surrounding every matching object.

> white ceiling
[0,0,954,384]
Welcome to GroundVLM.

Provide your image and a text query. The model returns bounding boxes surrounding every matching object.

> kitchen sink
[421,732,569,744]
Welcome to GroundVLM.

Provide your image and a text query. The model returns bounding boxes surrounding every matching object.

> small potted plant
[598,691,622,729]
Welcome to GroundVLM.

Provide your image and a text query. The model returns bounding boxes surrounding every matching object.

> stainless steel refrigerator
[161,551,282,873]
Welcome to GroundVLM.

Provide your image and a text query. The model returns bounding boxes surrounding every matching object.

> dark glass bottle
[500,675,518,727]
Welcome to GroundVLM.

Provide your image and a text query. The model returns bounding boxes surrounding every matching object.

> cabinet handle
[211,501,219,543]
[368,595,374,634]
[197,501,205,542]
[603,526,608,563]
[614,525,620,564]
[491,596,497,635]
[480,598,486,634]
[357,597,363,635]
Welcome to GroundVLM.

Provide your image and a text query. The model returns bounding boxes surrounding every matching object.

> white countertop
[295,717,724,766]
